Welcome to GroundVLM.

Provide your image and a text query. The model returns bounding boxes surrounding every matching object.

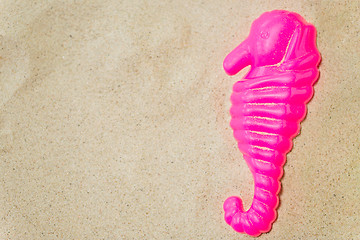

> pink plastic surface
[223,10,321,236]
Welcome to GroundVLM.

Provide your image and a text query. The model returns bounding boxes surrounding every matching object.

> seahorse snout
[223,39,251,76]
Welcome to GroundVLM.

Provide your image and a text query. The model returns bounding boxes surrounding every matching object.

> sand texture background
[0,0,359,239]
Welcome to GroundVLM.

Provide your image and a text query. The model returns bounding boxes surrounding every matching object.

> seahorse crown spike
[223,10,321,237]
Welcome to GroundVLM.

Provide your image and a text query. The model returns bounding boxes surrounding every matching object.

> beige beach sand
[0,1,359,239]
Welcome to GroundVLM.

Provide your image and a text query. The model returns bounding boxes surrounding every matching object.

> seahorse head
[224,10,318,75]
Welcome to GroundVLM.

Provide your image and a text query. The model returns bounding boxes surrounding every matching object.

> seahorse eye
[260,31,270,39]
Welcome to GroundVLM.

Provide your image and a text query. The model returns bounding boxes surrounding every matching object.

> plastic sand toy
[223,10,321,236]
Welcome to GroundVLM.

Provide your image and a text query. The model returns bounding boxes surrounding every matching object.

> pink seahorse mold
[223,10,321,236]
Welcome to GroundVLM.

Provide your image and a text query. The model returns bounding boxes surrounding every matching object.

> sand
[1,1,359,239]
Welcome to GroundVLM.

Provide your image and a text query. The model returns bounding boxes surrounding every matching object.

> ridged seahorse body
[223,10,321,236]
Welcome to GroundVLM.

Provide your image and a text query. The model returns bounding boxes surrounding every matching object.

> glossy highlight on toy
[223,10,321,236]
